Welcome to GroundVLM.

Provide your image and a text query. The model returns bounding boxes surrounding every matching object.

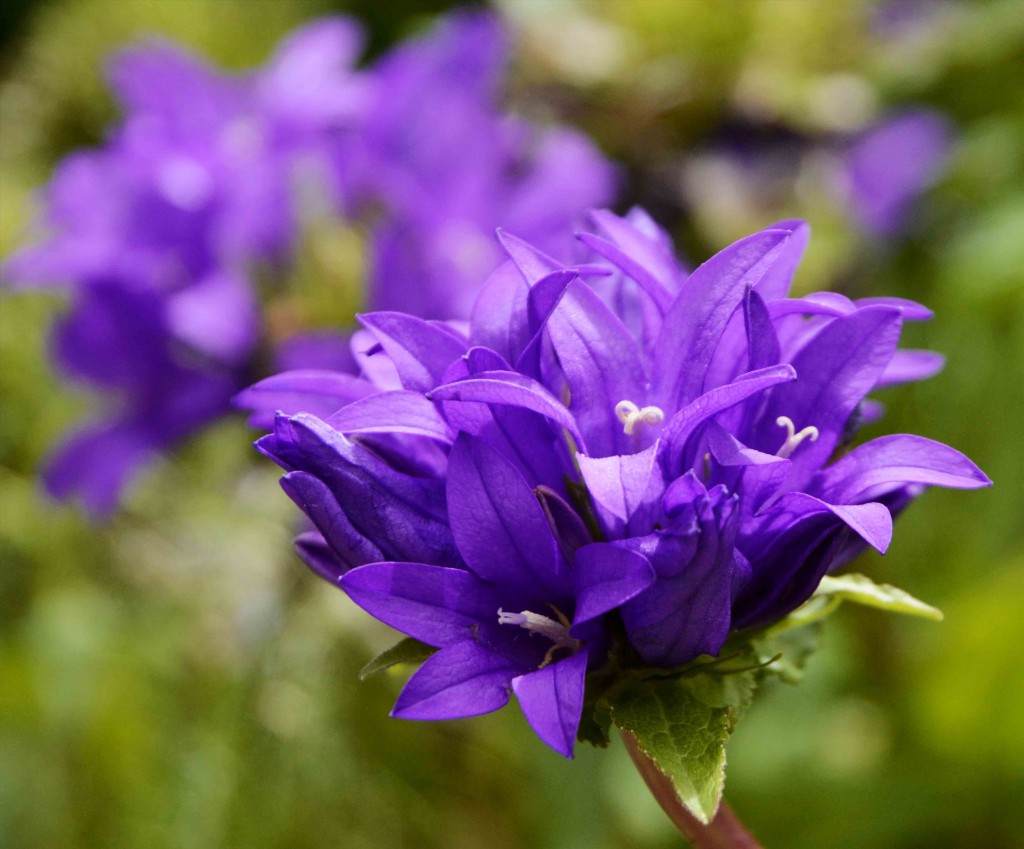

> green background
[1,1,1021,847]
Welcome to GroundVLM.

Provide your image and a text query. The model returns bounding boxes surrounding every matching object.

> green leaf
[685,666,760,713]
[751,623,822,684]
[816,573,944,621]
[358,637,436,681]
[577,698,613,748]
[611,672,756,824]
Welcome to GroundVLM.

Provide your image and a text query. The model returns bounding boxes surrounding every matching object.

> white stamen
[615,400,665,435]
[497,607,581,667]
[775,415,819,459]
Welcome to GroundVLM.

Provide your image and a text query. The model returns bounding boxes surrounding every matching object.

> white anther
[615,400,665,436]
[775,415,819,459]
[497,608,571,644]
[497,607,581,667]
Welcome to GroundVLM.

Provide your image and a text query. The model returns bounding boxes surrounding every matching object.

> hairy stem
[622,732,763,849]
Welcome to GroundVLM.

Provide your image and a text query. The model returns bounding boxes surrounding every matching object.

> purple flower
[2,12,615,516]
[42,277,240,515]
[262,422,651,756]
[249,207,989,754]
[842,110,953,236]
[2,19,366,516]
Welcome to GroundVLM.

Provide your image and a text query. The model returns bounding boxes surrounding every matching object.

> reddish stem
[622,732,763,849]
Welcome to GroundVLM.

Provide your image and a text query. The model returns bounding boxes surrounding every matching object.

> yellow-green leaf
[358,637,436,681]
[816,573,943,621]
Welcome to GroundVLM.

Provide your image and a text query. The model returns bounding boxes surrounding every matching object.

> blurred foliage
[1,1,1022,848]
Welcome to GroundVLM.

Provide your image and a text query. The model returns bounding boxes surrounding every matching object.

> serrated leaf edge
[611,684,729,825]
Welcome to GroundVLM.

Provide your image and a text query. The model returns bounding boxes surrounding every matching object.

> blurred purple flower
[341,11,616,319]
[3,19,365,517]
[2,12,615,517]
[683,109,952,241]
[43,277,240,515]
[249,208,989,753]
[842,110,953,236]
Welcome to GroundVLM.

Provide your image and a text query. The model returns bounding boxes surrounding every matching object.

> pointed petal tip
[511,674,577,759]
[494,228,525,251]
[768,217,810,235]
[253,431,282,459]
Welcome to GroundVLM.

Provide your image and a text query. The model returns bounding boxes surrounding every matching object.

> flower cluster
[2,12,614,516]
[248,209,990,757]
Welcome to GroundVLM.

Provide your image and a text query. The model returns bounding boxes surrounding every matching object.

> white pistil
[775,415,819,459]
[615,400,665,435]
[497,606,581,668]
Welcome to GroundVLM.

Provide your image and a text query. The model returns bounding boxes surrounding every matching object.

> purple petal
[733,508,856,628]
[260,413,459,566]
[464,346,511,374]
[743,288,781,371]
[702,286,781,419]
[165,270,258,364]
[856,296,933,321]
[341,561,502,647]
[769,492,893,554]
[234,370,374,430]
[514,269,577,376]
[843,111,952,236]
[107,42,242,131]
[43,420,158,518]
[875,349,945,388]
[766,291,856,319]
[497,229,565,285]
[705,423,790,515]
[572,543,656,627]
[755,307,903,488]
[293,530,350,583]
[811,433,991,503]
[512,647,589,758]
[326,390,452,441]
[446,434,566,595]
[428,370,584,450]
[653,228,792,410]
[535,487,593,557]
[752,219,809,301]
[280,471,384,571]
[392,640,517,720]
[576,231,672,313]
[257,17,366,131]
[469,261,531,364]
[659,364,798,478]
[661,471,709,517]
[621,491,741,666]
[441,400,576,497]
[358,311,466,392]
[577,445,663,538]
[588,207,682,300]
[547,278,648,457]
[351,327,402,390]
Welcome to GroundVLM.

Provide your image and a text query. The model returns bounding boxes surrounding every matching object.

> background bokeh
[1,1,1022,847]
